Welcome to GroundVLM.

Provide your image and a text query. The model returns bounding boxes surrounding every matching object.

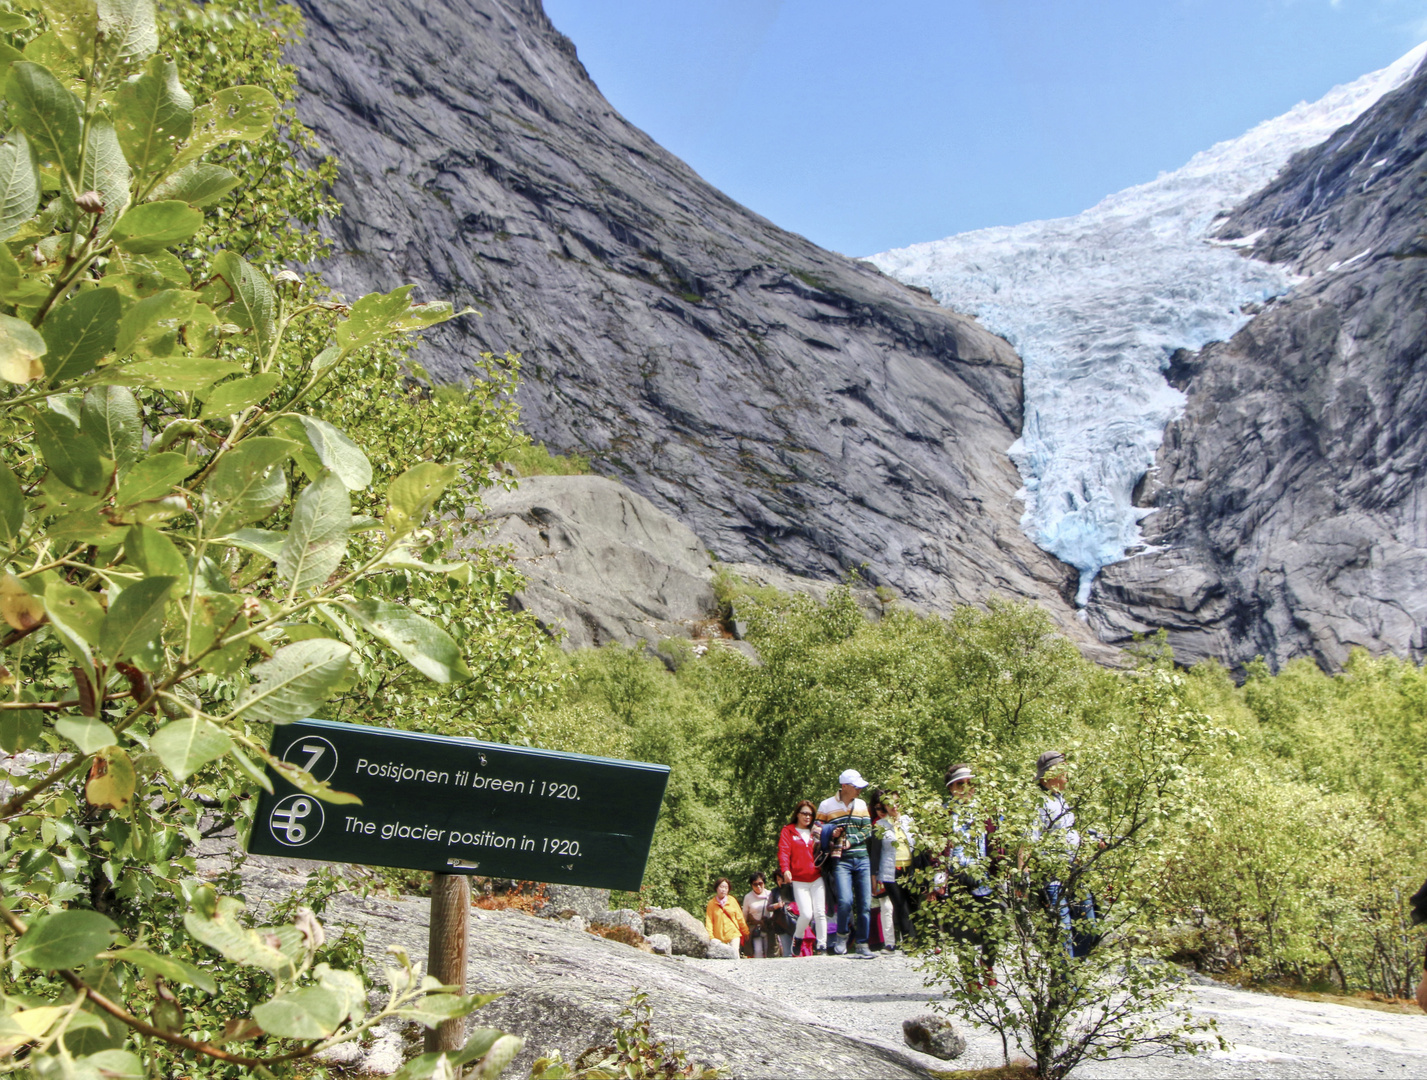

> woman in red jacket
[777,799,827,955]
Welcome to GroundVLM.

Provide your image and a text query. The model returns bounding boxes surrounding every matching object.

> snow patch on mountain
[870,44,1427,605]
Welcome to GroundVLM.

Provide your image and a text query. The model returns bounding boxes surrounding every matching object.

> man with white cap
[817,769,875,957]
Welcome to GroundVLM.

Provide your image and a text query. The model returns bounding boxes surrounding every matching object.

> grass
[504,440,592,476]
[1256,985,1423,1014]
[929,1063,1037,1080]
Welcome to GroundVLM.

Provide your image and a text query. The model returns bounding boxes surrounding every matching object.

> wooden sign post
[425,873,470,1054]
[247,719,670,1051]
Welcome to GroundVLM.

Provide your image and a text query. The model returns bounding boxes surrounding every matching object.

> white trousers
[791,877,828,947]
[879,894,894,945]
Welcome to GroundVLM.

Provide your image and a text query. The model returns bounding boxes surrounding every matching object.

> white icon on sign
[281,735,338,784]
[270,794,323,847]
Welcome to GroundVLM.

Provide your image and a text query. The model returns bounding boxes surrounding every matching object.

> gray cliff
[1089,59,1427,669]
[288,0,1094,642]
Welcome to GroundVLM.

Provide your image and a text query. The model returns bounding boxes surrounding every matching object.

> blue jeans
[833,852,872,944]
[1045,880,1097,958]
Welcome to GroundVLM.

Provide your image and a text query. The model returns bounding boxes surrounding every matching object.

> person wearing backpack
[817,769,876,958]
[777,799,828,955]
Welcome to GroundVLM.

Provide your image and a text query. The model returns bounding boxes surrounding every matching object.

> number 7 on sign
[299,743,326,775]
[281,734,338,784]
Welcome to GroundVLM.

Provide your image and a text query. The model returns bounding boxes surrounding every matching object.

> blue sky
[543,0,1427,256]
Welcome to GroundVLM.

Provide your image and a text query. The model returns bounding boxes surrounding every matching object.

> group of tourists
[703,751,1097,966]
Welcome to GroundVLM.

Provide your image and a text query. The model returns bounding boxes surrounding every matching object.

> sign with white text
[247,719,670,891]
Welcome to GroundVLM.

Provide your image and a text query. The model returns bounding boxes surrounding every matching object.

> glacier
[869,43,1427,605]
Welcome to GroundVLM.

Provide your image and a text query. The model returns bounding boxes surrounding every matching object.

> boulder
[642,907,710,958]
[542,884,610,924]
[705,939,739,960]
[479,476,716,650]
[647,933,673,956]
[599,908,645,937]
[901,1014,966,1060]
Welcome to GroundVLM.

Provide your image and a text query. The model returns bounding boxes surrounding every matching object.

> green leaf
[6,61,81,181]
[391,1030,522,1080]
[278,471,349,595]
[229,743,271,793]
[205,251,275,358]
[81,385,142,468]
[44,581,99,678]
[189,592,248,676]
[115,452,190,504]
[36,0,96,62]
[124,524,188,592]
[74,1049,144,1079]
[0,131,39,241]
[0,313,46,383]
[105,247,191,295]
[342,600,471,683]
[85,745,136,809]
[11,910,116,970]
[55,716,117,754]
[0,704,42,753]
[298,416,372,491]
[96,0,158,68]
[336,286,459,353]
[252,987,345,1039]
[32,406,105,493]
[114,54,191,178]
[41,288,121,383]
[385,461,458,536]
[183,895,296,979]
[99,575,173,669]
[112,288,196,357]
[394,993,494,1027]
[232,639,352,726]
[148,162,238,207]
[151,716,231,780]
[0,463,24,545]
[200,437,292,536]
[198,372,279,419]
[220,527,285,562]
[106,947,216,994]
[80,117,131,234]
[110,201,203,255]
[48,507,125,547]
[96,355,242,392]
[170,85,279,172]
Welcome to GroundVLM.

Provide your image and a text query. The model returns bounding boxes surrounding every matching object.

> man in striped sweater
[817,769,876,958]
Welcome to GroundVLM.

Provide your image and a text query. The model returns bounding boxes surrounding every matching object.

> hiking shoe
[831,934,848,956]
[853,942,875,958]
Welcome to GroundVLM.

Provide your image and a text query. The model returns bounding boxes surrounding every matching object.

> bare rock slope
[289,0,1093,643]
[1089,59,1427,670]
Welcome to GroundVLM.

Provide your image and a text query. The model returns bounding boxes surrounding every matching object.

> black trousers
[883,876,915,943]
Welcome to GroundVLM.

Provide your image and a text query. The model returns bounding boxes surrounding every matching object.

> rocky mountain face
[288,0,1097,646]
[1088,61,1427,669]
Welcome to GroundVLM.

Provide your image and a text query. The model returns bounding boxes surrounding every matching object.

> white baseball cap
[838,769,868,788]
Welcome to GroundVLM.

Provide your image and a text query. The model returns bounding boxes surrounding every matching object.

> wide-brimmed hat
[1035,751,1067,783]
[945,764,974,787]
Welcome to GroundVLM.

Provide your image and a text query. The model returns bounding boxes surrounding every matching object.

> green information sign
[248,720,670,892]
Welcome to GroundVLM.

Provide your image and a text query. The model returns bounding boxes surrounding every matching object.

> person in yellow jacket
[705,877,749,957]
